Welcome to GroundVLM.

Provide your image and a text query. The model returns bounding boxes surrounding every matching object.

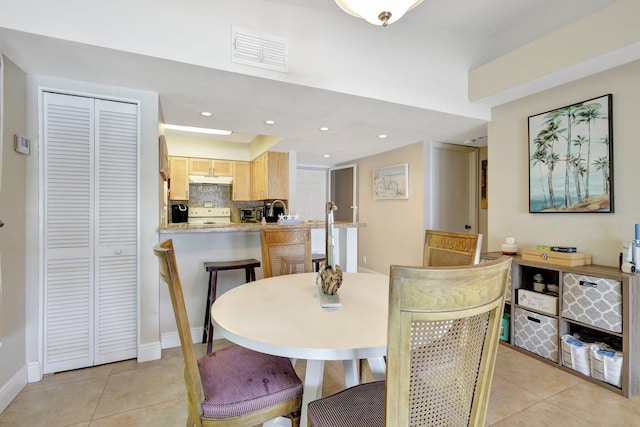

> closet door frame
[39,88,141,374]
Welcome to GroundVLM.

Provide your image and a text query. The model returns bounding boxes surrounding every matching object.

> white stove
[188,207,231,225]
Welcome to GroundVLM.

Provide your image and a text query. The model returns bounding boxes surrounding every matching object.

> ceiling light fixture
[319,127,329,131]
[335,0,423,27]
[164,124,232,136]
[200,111,212,117]
[463,136,487,145]
[264,120,276,125]
[378,134,387,139]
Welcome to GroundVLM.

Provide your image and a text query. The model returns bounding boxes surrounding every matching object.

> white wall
[0,0,491,121]
[0,56,28,413]
[355,142,424,274]
[488,59,640,267]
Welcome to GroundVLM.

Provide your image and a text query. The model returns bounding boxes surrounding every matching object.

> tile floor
[2,341,640,427]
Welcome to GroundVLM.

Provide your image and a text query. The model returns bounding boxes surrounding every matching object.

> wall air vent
[232,26,288,73]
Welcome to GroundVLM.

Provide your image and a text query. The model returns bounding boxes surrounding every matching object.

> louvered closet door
[43,93,138,374]
[94,99,138,365]
[44,93,96,373]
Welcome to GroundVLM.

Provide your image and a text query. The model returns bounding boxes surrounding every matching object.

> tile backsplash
[169,183,266,223]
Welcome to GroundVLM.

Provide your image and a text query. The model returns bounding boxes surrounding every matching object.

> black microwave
[240,208,264,223]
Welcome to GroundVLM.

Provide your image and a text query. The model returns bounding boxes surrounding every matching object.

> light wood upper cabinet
[169,156,189,200]
[232,161,252,201]
[213,159,233,176]
[252,152,288,200]
[189,158,233,176]
[189,158,213,175]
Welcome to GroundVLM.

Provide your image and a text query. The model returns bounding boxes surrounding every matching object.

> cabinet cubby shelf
[483,252,640,397]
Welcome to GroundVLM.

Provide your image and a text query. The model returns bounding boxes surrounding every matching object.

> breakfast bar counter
[157,221,364,343]
[158,220,365,233]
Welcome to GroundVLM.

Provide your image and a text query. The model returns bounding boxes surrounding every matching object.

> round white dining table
[210,271,389,424]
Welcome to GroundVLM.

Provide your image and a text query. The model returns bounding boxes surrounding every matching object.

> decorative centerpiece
[316,201,343,299]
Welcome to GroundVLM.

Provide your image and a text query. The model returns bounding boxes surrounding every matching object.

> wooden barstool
[202,258,260,354]
[312,253,326,272]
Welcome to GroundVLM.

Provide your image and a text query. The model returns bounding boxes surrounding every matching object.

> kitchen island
[157,221,365,346]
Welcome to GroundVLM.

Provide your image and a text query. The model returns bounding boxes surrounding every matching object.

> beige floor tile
[485,374,541,425]
[23,364,113,392]
[89,397,187,427]
[494,346,583,399]
[549,381,640,425]
[92,362,185,419]
[491,400,589,427]
[5,338,640,426]
[0,376,108,427]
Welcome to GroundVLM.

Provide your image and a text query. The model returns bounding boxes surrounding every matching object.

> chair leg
[287,409,301,427]
[206,270,218,355]
[202,271,213,344]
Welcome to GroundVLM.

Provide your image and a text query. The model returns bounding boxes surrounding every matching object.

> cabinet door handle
[579,280,597,288]
[527,316,541,323]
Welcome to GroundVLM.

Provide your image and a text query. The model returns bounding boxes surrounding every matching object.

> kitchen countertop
[158,221,366,234]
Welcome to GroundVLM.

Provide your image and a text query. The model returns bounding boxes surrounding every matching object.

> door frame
[424,142,479,233]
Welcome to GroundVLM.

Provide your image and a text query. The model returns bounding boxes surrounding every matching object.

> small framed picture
[14,134,30,155]
[373,163,409,200]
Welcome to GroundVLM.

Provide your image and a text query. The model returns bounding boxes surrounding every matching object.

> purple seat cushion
[307,381,385,427]
[197,345,303,418]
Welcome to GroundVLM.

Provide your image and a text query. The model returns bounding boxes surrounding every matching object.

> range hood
[189,175,233,185]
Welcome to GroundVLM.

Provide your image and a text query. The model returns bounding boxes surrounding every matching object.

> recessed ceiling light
[264,120,276,125]
[319,127,329,131]
[164,124,233,136]
[378,134,387,139]
[323,154,331,158]
[200,111,212,117]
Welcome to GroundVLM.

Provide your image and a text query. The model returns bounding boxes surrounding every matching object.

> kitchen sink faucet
[269,200,287,217]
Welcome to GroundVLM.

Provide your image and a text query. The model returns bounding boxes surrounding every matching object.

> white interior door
[94,99,138,365]
[432,143,478,233]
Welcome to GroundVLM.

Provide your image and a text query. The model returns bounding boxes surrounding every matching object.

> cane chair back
[154,239,303,427]
[307,256,512,427]
[423,229,483,267]
[260,226,312,278]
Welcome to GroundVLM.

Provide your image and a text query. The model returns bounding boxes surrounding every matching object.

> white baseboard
[27,361,42,383]
[0,365,27,413]
[161,327,204,350]
[358,266,382,275]
[137,341,162,363]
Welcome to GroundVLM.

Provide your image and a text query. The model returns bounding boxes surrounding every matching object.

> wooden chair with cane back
[423,229,483,267]
[307,256,512,427]
[153,239,303,427]
[260,226,313,278]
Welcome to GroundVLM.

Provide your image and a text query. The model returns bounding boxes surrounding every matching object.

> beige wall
[488,59,640,267]
[356,142,424,274]
[0,56,27,410]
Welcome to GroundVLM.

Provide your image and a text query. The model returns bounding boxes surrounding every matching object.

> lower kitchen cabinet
[483,252,640,397]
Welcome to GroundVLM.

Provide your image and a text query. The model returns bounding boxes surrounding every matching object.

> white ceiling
[0,0,619,166]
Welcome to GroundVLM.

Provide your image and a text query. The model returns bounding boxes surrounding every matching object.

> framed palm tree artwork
[528,94,613,213]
